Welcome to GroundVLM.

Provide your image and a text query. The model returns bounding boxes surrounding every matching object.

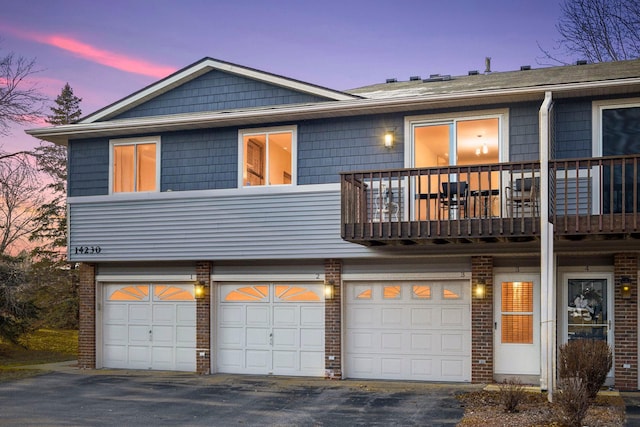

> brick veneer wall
[471,256,494,383]
[78,263,96,369]
[614,253,638,391]
[324,259,342,379]
[196,261,212,374]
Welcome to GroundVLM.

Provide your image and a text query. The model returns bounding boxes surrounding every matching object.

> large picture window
[239,127,295,187]
[110,137,160,193]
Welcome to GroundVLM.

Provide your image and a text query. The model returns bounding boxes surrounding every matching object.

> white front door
[102,283,196,371]
[345,280,471,381]
[217,282,324,376]
[494,273,540,376]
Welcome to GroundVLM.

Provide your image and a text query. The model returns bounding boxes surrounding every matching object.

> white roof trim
[80,58,357,124]
[27,76,640,145]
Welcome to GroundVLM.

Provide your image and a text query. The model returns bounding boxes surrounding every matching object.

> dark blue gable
[111,70,333,120]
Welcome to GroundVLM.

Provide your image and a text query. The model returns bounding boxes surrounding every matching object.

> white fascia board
[79,58,357,124]
[26,77,640,144]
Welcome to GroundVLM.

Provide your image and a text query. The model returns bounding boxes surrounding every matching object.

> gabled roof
[79,57,361,123]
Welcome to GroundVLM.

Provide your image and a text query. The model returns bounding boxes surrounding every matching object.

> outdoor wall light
[324,280,335,300]
[194,280,207,300]
[621,276,632,299]
[474,280,486,299]
[384,131,395,149]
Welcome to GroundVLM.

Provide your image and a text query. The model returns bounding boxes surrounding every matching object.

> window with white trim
[239,126,296,187]
[110,137,160,193]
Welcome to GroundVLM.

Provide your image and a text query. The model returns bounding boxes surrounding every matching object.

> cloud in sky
[1,23,177,79]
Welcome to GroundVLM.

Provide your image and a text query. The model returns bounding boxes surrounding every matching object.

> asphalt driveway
[0,361,481,426]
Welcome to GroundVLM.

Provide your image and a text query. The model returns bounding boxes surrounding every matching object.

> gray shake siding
[555,100,592,159]
[509,103,540,161]
[68,103,554,196]
[68,138,110,197]
[162,129,238,191]
[112,70,332,120]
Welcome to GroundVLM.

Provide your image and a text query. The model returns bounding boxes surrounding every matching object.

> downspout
[539,91,555,401]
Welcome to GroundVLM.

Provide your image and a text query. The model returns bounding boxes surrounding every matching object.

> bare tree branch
[0,51,48,135]
[0,154,44,254]
[539,0,640,65]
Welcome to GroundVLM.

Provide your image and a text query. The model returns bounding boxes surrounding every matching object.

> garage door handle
[269,332,273,346]
[149,329,152,341]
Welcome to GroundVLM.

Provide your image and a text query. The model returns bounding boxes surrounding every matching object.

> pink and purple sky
[1,0,564,153]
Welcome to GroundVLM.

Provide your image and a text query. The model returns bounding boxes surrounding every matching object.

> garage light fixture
[324,280,335,300]
[474,279,486,299]
[621,276,633,300]
[194,280,207,300]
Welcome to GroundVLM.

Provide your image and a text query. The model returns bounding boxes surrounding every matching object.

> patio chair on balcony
[506,177,539,217]
[440,181,469,219]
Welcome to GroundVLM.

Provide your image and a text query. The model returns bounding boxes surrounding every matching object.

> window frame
[237,125,297,188]
[403,109,510,168]
[109,136,161,195]
[592,97,640,157]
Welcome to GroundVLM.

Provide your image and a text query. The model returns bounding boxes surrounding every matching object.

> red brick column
[325,259,342,379]
[614,253,638,391]
[78,263,96,369]
[196,261,212,374]
[471,256,494,383]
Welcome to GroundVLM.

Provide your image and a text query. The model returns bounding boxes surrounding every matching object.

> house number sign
[73,246,102,255]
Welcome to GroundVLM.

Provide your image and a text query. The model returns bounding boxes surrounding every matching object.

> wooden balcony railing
[341,155,640,245]
[551,154,640,238]
[341,162,541,245]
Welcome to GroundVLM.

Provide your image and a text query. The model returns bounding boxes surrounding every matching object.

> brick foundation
[614,253,638,391]
[196,261,212,374]
[78,263,96,369]
[324,259,342,379]
[471,256,494,383]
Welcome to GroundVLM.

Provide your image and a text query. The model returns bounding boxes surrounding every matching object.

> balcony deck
[341,156,640,246]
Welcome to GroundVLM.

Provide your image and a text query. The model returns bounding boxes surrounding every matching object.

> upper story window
[593,98,640,157]
[109,137,160,193]
[239,126,296,187]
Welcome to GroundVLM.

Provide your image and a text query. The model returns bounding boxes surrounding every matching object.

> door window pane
[501,281,533,344]
[567,279,607,341]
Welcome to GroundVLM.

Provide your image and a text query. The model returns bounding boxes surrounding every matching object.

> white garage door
[217,282,324,376]
[345,280,471,382]
[103,283,196,371]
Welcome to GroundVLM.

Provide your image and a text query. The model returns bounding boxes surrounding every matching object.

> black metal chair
[440,181,468,219]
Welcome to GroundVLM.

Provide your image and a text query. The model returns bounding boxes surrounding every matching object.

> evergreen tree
[30,83,82,258]
[29,84,82,329]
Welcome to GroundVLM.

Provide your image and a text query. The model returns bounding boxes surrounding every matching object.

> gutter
[538,91,556,401]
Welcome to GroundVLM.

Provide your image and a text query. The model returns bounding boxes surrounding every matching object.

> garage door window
[223,284,320,302]
[412,285,431,299]
[108,285,194,301]
[383,285,401,299]
[443,283,463,299]
[354,285,372,299]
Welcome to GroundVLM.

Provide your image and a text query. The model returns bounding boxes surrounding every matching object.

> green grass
[0,329,78,382]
